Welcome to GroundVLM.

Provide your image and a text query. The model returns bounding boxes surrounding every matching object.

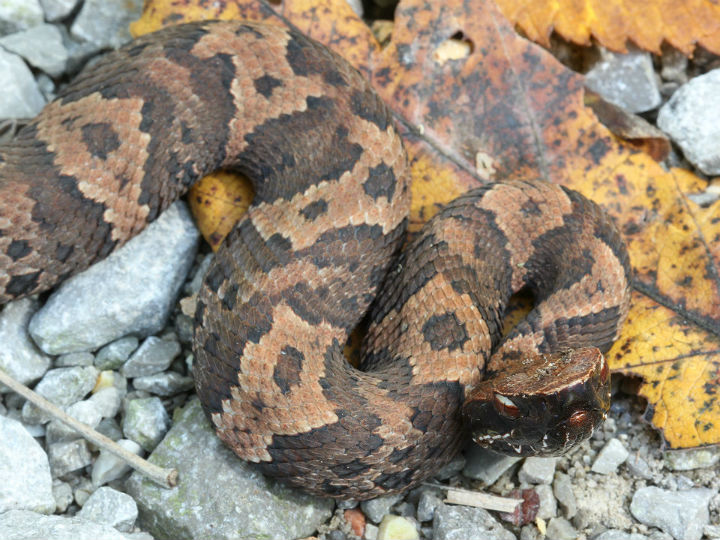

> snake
[0,21,632,500]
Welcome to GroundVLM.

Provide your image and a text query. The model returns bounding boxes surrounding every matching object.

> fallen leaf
[132,0,720,448]
[494,0,720,55]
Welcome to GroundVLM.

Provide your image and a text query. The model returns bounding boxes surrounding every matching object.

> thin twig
[0,368,178,489]
[423,482,522,513]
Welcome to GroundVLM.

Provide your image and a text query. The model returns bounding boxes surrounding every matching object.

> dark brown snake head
[462,347,611,456]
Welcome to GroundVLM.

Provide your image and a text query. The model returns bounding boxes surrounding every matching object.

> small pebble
[48,439,92,478]
[87,386,123,419]
[463,445,521,484]
[132,371,194,396]
[592,438,629,474]
[663,447,720,471]
[91,439,142,486]
[417,489,443,522]
[46,400,102,444]
[630,486,715,540]
[362,494,403,524]
[433,505,515,540]
[22,366,99,424]
[519,457,557,484]
[0,298,51,389]
[344,507,366,537]
[0,0,44,34]
[122,397,170,452]
[121,336,181,378]
[95,337,139,370]
[535,484,557,520]
[545,517,577,540]
[365,523,379,540]
[0,23,68,77]
[77,486,138,532]
[377,514,419,540]
[594,530,649,540]
[70,0,144,50]
[51,481,73,513]
[625,453,653,479]
[39,0,80,21]
[552,472,576,518]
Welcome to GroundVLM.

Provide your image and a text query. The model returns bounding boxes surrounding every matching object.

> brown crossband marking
[0,21,631,499]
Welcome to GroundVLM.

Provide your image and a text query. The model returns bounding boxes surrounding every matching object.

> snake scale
[0,21,631,499]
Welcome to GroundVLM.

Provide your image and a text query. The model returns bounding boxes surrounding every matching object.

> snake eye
[493,393,520,418]
[567,410,589,427]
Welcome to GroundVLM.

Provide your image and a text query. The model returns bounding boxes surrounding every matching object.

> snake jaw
[462,347,611,457]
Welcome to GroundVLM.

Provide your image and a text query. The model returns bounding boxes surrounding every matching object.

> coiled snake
[0,21,631,499]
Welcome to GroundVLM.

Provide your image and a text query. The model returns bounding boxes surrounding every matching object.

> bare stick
[423,482,522,513]
[0,368,178,489]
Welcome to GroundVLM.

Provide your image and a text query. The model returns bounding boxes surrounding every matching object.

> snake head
[462,347,610,457]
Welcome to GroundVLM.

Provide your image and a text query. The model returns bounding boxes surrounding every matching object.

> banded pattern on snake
[0,21,631,499]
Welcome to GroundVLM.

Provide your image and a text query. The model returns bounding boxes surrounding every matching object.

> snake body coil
[0,21,631,499]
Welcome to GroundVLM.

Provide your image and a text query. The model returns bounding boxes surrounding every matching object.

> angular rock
[585,48,661,113]
[377,515,419,540]
[463,445,521,485]
[417,489,443,522]
[29,202,200,355]
[595,531,650,540]
[39,0,79,21]
[535,484,557,520]
[0,0,44,35]
[95,337,139,370]
[0,48,45,118]
[0,414,55,513]
[591,438,629,474]
[70,0,144,50]
[664,447,720,471]
[92,439,142,487]
[56,351,94,367]
[362,494,403,524]
[125,399,333,540]
[52,481,73,513]
[122,397,170,452]
[657,69,720,175]
[552,472,576,519]
[518,457,557,484]
[0,298,51,391]
[433,505,515,540]
[47,439,92,478]
[626,453,653,479]
[46,399,102,444]
[545,517,577,540]
[22,366,99,424]
[132,372,194,397]
[77,486,138,532]
[0,509,128,540]
[0,23,68,76]
[630,486,716,540]
[121,336,181,378]
[87,386,123,419]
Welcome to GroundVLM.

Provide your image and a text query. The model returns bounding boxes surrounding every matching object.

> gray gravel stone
[70,0,143,50]
[0,298,51,390]
[553,472,576,519]
[88,386,123,419]
[0,414,55,513]
[585,48,661,113]
[630,486,716,540]
[592,438,629,474]
[432,504,515,540]
[40,0,79,21]
[518,457,557,484]
[29,202,200,355]
[595,531,649,540]
[122,397,170,452]
[56,351,94,367]
[0,509,129,540]
[0,23,68,76]
[362,494,404,524]
[92,438,142,487]
[545,517,577,540]
[46,399,102,444]
[463,445,521,484]
[417,489,443,522]
[125,398,333,540]
[664,447,720,471]
[535,483,557,520]
[132,372,194,396]
[0,47,45,118]
[48,439,92,477]
[434,454,466,480]
[626,453,654,479]
[22,366,99,424]
[121,336,181,378]
[96,337,139,370]
[77,486,138,532]
[657,69,720,175]
[52,481,73,513]
[0,0,44,35]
